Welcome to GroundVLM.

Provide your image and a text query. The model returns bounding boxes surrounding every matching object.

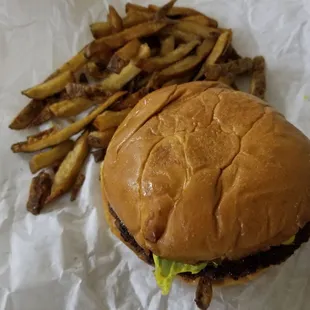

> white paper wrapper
[2,0,310,309]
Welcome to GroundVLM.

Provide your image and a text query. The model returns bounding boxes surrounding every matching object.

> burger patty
[109,206,310,281]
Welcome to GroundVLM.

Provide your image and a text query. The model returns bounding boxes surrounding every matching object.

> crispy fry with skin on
[204,58,253,80]
[22,71,74,100]
[29,140,74,174]
[250,56,266,99]
[138,40,200,72]
[27,127,58,144]
[70,174,86,201]
[45,131,90,204]
[27,171,52,215]
[49,98,94,118]
[181,15,217,27]
[93,109,131,132]
[29,105,53,126]
[9,100,46,130]
[195,277,213,310]
[108,5,123,33]
[148,4,218,27]
[156,38,217,83]
[100,44,151,91]
[172,21,221,39]
[89,20,167,49]
[107,39,141,74]
[87,128,116,148]
[154,0,177,20]
[160,27,201,43]
[92,149,106,163]
[195,30,232,80]
[11,91,126,153]
[160,35,175,56]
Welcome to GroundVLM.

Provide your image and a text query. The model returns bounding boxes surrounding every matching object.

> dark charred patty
[108,206,310,281]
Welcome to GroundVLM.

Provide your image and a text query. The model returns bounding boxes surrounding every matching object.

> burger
[100,81,310,309]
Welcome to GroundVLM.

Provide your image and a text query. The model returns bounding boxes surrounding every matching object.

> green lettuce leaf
[153,254,207,295]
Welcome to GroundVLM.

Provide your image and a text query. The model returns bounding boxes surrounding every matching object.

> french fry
[87,128,116,148]
[29,140,74,174]
[49,98,94,118]
[125,3,151,14]
[217,72,235,86]
[29,105,53,126]
[27,127,58,144]
[90,11,154,39]
[107,39,141,74]
[45,131,90,203]
[108,5,123,33]
[160,35,175,56]
[70,174,86,201]
[195,30,232,80]
[93,109,131,132]
[9,100,46,130]
[11,91,126,153]
[90,21,167,49]
[138,40,200,72]
[181,15,218,27]
[148,4,218,27]
[204,58,253,80]
[250,56,266,99]
[22,71,74,100]
[195,277,213,310]
[48,49,88,80]
[92,148,106,163]
[100,44,151,91]
[154,0,177,19]
[172,21,221,39]
[111,88,148,111]
[84,40,113,64]
[157,38,217,83]
[160,27,201,43]
[27,171,52,215]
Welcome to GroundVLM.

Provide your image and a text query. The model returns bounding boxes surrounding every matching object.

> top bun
[102,81,310,263]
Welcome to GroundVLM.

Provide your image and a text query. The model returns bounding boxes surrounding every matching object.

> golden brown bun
[101,176,265,287]
[102,81,310,263]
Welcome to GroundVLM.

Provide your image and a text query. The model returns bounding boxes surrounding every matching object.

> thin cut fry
[45,131,90,203]
[204,58,253,80]
[93,109,131,132]
[22,71,74,100]
[92,149,106,163]
[70,174,86,201]
[172,21,221,39]
[27,127,58,144]
[90,21,167,49]
[9,100,46,130]
[11,91,126,153]
[160,36,175,56]
[250,56,266,99]
[29,140,74,174]
[195,30,232,80]
[108,5,123,33]
[100,44,151,91]
[157,38,217,82]
[88,128,116,148]
[49,98,94,118]
[107,39,141,74]
[138,40,200,72]
[27,171,52,215]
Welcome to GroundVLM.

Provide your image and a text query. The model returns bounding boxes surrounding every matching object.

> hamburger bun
[102,81,310,264]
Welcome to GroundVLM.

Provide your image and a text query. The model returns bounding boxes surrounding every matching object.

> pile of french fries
[10,0,266,215]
